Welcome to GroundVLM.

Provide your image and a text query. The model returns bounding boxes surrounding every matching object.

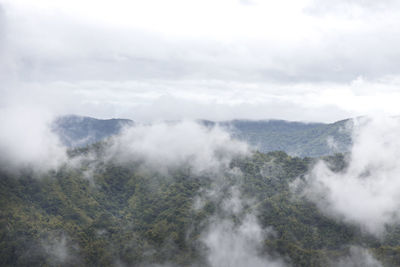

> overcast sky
[1,0,400,122]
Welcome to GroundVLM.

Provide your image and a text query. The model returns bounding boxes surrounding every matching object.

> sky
[1,0,400,122]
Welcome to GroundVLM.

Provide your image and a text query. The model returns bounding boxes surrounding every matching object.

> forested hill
[53,116,352,157]
[52,115,134,147]
[222,119,352,157]
[1,149,398,266]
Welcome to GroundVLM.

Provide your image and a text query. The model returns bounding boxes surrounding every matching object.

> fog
[0,106,67,173]
[202,214,285,267]
[200,188,287,267]
[298,116,400,235]
[105,121,249,174]
[41,232,80,265]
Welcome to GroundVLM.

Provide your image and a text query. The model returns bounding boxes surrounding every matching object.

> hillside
[224,119,352,157]
[53,116,352,157]
[52,115,134,147]
[1,144,399,266]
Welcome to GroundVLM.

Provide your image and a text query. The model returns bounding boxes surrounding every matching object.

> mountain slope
[1,151,398,266]
[223,119,352,157]
[53,115,352,157]
[52,115,133,147]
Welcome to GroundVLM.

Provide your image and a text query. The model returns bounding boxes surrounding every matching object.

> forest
[1,142,399,266]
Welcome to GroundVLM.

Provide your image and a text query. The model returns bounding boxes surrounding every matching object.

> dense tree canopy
[0,147,398,266]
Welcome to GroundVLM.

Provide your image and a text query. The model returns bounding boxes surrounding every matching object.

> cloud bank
[298,116,400,235]
[0,106,67,173]
[105,121,249,174]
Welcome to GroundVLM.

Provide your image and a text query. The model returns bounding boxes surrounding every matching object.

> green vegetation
[227,119,352,157]
[54,116,352,157]
[0,149,399,266]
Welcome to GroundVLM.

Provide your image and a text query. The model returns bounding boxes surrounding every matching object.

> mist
[297,116,400,235]
[200,188,287,267]
[105,121,249,174]
[0,106,67,173]
[41,232,80,266]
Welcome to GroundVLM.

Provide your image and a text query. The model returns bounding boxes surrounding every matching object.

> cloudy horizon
[1,0,400,122]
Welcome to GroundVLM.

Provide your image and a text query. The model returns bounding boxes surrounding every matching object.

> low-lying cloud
[41,231,81,266]
[0,108,249,177]
[200,187,287,267]
[298,116,400,235]
[202,215,285,267]
[0,106,67,173]
[105,121,249,174]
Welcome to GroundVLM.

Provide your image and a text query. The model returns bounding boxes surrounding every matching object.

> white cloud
[202,215,286,267]
[200,187,287,267]
[105,121,249,174]
[298,116,400,235]
[0,106,67,173]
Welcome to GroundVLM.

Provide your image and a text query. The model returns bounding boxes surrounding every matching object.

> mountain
[54,115,352,157]
[52,115,133,147]
[2,117,396,266]
[1,150,398,266]
[222,119,353,157]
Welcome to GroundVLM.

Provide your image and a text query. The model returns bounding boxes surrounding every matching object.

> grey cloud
[3,2,400,86]
[11,31,400,84]
[2,2,400,123]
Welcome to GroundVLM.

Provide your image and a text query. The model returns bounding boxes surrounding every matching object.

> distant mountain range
[52,115,353,157]
[221,119,352,157]
[52,115,133,147]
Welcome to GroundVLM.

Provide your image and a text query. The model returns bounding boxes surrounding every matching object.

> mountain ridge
[52,115,353,157]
